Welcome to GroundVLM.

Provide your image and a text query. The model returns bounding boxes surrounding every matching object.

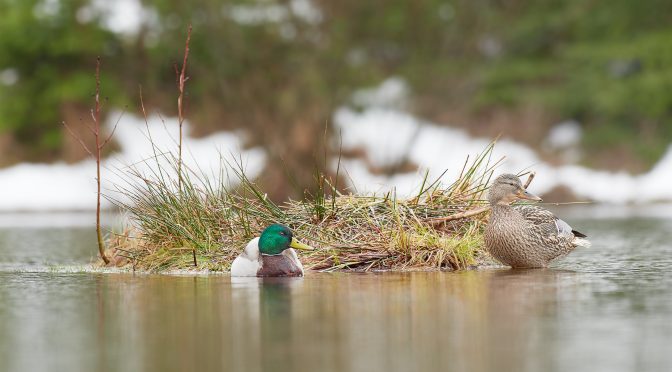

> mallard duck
[484,174,590,268]
[231,224,314,277]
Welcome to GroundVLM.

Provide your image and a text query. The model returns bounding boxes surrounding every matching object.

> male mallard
[484,174,590,268]
[231,224,314,277]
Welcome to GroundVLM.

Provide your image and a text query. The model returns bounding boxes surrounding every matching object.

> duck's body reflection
[230,276,303,372]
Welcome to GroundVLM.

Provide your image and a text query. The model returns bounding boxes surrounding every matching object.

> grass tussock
[105,144,500,273]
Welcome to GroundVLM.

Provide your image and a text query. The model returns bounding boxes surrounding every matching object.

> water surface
[0,209,671,372]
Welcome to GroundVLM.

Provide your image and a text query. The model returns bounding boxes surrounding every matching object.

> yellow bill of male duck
[231,224,314,277]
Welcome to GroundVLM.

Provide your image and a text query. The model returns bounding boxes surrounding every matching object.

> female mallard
[484,174,590,268]
[231,224,314,277]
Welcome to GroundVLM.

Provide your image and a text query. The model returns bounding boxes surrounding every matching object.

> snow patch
[87,0,156,35]
[334,106,547,195]
[351,77,409,109]
[226,0,322,26]
[333,79,672,203]
[0,68,19,86]
[0,113,266,211]
[546,120,582,149]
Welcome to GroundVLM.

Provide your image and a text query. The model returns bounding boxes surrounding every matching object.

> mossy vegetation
[105,145,498,273]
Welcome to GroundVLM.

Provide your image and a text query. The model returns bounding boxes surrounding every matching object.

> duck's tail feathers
[573,237,591,248]
[572,229,587,238]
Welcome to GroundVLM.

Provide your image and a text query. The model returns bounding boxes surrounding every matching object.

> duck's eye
[279,231,287,236]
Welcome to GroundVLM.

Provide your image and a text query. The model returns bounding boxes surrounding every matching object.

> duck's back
[514,205,587,238]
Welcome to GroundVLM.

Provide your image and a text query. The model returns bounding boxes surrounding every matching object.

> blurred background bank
[1,0,671,209]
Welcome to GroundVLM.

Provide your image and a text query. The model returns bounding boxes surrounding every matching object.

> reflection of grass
[104,144,498,273]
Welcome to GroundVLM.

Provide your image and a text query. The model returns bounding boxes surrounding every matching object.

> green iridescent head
[258,224,314,255]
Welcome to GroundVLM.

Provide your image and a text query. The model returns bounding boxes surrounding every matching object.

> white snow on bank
[3,76,672,210]
[333,79,672,204]
[546,120,582,149]
[334,107,553,195]
[0,113,265,211]
[89,0,151,35]
[352,78,409,109]
[224,0,322,26]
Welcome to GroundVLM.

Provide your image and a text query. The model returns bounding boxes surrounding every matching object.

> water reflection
[0,227,96,266]
[480,269,578,371]
[1,216,672,372]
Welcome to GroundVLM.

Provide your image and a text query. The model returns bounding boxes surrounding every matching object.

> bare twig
[176,24,192,193]
[176,24,196,267]
[523,171,536,189]
[61,121,93,156]
[426,205,490,226]
[84,121,97,136]
[62,57,112,264]
[101,110,125,148]
[93,57,110,264]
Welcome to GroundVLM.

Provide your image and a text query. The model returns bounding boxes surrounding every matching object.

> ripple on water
[0,214,671,372]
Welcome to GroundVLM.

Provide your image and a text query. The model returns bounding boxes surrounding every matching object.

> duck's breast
[258,253,303,277]
[485,209,548,268]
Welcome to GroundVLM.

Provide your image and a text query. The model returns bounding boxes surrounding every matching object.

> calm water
[0,209,671,372]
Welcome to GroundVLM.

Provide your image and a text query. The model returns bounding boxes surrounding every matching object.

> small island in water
[102,145,506,274]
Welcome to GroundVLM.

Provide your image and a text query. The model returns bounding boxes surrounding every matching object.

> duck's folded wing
[514,205,587,238]
[514,205,557,225]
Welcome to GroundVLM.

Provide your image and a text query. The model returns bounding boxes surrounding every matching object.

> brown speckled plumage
[484,174,589,268]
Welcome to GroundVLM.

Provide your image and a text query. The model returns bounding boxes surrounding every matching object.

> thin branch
[84,120,97,136]
[523,171,536,189]
[61,121,93,156]
[94,56,110,265]
[177,24,192,194]
[89,109,100,135]
[176,24,195,266]
[426,206,490,226]
[100,109,125,148]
